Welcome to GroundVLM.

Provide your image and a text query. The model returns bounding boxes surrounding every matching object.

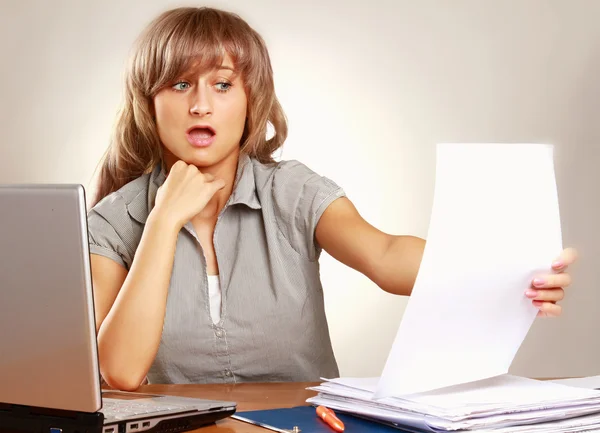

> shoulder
[86,170,157,269]
[251,157,346,259]
[252,158,341,197]
[89,170,155,223]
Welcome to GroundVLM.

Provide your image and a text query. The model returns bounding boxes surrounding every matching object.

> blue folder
[232,406,416,432]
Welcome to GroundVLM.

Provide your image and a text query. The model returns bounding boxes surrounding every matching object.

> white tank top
[207,275,221,324]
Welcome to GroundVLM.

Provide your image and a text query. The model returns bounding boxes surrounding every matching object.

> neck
[201,150,240,220]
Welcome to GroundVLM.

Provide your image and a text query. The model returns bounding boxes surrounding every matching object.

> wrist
[146,208,182,236]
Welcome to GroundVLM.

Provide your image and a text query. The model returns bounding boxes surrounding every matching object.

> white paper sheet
[550,375,600,389]
[375,143,563,398]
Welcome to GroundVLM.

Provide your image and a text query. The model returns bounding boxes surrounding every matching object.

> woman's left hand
[525,247,578,317]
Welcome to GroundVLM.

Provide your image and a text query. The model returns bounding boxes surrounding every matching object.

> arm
[315,197,425,296]
[92,213,180,391]
[91,161,225,391]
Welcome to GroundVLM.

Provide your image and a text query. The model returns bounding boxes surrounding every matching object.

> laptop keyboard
[100,398,197,421]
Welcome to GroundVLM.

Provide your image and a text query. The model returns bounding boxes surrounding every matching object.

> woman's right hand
[152,160,226,229]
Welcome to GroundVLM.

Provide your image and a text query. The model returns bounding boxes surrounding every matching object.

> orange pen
[316,405,345,432]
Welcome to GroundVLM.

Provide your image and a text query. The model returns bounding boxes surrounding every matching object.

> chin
[182,155,215,168]
[165,141,240,168]
[186,149,235,168]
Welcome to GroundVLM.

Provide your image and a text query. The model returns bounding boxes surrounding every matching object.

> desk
[138,382,318,432]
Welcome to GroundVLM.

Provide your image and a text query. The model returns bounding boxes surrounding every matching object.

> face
[153,53,248,169]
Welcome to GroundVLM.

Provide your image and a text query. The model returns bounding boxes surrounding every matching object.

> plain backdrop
[1,0,598,378]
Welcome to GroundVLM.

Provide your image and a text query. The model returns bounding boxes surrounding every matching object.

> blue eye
[173,82,190,91]
[215,82,232,92]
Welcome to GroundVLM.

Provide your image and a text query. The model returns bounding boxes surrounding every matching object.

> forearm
[372,235,425,296]
[97,211,179,390]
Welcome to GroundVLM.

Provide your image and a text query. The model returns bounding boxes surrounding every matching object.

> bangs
[133,8,262,96]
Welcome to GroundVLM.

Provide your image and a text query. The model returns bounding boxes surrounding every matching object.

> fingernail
[525,289,538,298]
[553,260,564,268]
[532,300,543,308]
[533,278,545,287]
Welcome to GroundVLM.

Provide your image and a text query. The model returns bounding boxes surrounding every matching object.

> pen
[316,405,345,432]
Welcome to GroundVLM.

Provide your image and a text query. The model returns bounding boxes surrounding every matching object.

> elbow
[100,366,145,391]
[102,371,142,392]
[376,277,413,297]
[97,340,147,391]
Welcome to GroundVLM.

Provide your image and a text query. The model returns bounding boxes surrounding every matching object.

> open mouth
[186,126,216,147]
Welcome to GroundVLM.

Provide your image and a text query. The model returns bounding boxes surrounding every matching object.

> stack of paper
[307,375,600,432]
[306,144,599,431]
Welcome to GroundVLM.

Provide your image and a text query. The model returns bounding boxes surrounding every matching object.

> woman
[88,7,576,391]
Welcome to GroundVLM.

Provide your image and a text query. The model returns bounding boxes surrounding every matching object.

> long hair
[91,7,287,207]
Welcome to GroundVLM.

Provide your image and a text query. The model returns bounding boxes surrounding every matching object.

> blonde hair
[91,7,287,206]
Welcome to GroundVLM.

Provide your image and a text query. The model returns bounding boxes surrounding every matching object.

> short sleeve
[271,160,346,261]
[87,194,135,270]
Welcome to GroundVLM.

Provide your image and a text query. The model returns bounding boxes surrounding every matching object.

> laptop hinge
[0,403,104,433]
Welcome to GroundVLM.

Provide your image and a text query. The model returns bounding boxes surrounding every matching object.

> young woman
[88,7,576,391]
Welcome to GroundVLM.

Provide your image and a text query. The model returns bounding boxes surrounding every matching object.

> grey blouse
[87,153,346,384]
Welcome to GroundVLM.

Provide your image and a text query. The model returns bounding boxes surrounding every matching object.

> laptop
[0,184,237,433]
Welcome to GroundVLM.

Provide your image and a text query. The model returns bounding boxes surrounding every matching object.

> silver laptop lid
[0,184,102,413]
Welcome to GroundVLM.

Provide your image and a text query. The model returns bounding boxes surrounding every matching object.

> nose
[189,86,213,117]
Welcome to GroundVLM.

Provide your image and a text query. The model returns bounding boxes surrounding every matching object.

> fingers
[169,161,216,184]
[214,178,226,190]
[206,178,226,194]
[552,247,578,271]
[182,166,224,194]
[186,162,201,181]
[171,160,188,172]
[534,301,562,317]
[532,273,572,290]
[526,287,564,302]
[528,271,569,317]
[528,248,577,318]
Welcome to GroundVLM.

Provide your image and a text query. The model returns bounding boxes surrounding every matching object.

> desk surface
[139,382,318,432]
